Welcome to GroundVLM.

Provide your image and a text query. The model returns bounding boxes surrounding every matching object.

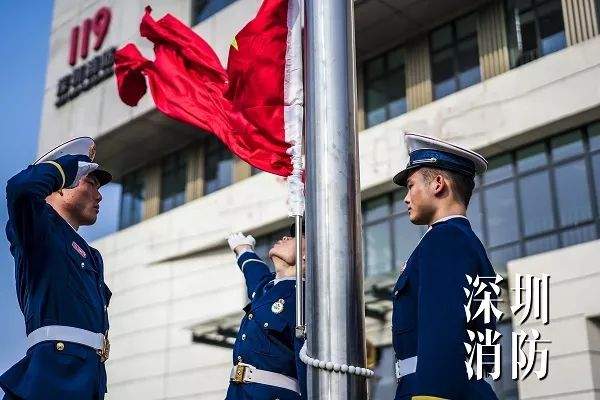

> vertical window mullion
[582,128,600,239]
[513,160,528,255]
[388,193,396,274]
[546,140,565,248]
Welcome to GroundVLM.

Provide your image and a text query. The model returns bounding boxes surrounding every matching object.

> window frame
[363,46,407,128]
[429,12,481,100]
[159,149,189,213]
[203,136,234,196]
[505,0,567,67]
[119,169,145,230]
[472,123,600,271]
[362,191,427,279]
[363,121,600,277]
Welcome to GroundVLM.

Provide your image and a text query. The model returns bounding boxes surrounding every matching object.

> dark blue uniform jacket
[0,163,111,400]
[392,217,499,400]
[225,251,307,400]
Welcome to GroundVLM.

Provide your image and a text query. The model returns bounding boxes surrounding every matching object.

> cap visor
[90,169,112,187]
[393,165,420,187]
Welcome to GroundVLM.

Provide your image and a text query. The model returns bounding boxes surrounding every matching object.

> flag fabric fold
[114,1,303,180]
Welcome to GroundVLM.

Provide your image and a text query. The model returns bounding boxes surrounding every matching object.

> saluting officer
[225,225,307,399]
[391,133,499,400]
[0,137,113,400]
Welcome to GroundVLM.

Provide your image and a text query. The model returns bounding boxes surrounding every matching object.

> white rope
[299,342,375,378]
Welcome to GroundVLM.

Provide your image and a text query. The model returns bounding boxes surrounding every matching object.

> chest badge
[72,241,87,258]
[271,298,285,314]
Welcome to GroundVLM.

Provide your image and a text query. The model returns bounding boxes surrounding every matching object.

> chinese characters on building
[464,273,551,381]
[55,47,116,107]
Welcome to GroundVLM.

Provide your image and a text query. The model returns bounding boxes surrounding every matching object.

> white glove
[227,232,256,254]
[68,161,99,189]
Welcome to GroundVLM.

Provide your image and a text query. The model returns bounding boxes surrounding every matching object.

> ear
[431,174,446,196]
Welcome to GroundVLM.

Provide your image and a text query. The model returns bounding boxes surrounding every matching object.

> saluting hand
[227,232,256,255]
[55,154,99,189]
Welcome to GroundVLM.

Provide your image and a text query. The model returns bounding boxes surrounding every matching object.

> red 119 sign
[69,7,112,65]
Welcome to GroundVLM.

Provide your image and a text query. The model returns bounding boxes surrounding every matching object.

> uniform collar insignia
[72,241,87,258]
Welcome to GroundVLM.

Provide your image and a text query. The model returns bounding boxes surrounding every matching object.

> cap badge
[88,143,96,161]
[271,298,285,314]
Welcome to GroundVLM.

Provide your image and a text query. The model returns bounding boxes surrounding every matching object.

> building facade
[39,0,600,399]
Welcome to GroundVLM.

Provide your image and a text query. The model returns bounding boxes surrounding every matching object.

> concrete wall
[508,239,600,400]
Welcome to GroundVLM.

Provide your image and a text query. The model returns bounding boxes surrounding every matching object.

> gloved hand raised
[227,232,256,255]
[54,154,99,189]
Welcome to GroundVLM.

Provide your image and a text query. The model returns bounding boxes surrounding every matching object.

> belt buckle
[232,363,250,383]
[97,336,110,363]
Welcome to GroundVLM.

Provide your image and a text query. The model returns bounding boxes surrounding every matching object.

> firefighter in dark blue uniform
[0,137,113,400]
[225,225,307,399]
[391,133,499,400]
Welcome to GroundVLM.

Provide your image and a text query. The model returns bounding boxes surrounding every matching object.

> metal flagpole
[304,0,368,398]
[295,214,304,338]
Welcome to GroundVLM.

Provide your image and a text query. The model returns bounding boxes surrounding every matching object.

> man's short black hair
[420,167,475,207]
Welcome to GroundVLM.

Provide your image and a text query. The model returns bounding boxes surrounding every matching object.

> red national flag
[114,1,303,177]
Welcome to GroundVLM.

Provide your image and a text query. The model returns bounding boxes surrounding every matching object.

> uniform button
[241,334,246,340]
[248,314,253,320]
[56,342,65,351]
[252,292,256,299]
[81,262,85,268]
[263,323,269,328]
[237,356,242,362]
[394,291,398,296]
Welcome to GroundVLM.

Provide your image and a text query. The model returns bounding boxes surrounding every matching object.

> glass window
[592,153,600,211]
[589,122,600,151]
[192,0,239,25]
[364,48,407,128]
[525,233,558,256]
[551,130,584,161]
[489,244,521,274]
[204,136,233,195]
[362,192,423,278]
[561,223,597,246]
[517,142,547,172]
[363,120,600,278]
[160,151,188,213]
[364,196,390,222]
[484,154,514,184]
[119,170,145,229]
[430,13,481,100]
[364,222,393,276]
[484,182,519,246]
[506,0,566,67]
[467,191,485,242]
[393,215,424,266]
[518,171,555,236]
[554,159,593,227]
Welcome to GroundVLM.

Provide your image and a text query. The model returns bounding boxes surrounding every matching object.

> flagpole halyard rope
[299,342,375,378]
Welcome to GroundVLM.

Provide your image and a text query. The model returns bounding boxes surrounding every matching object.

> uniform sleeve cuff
[41,160,66,189]
[236,249,254,259]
